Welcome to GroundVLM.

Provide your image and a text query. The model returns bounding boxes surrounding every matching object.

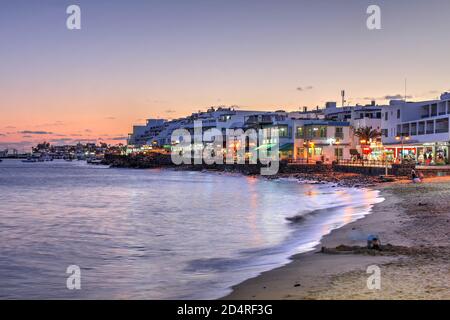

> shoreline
[223,176,450,300]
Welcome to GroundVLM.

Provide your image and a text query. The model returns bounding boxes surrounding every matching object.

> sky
[1,0,450,151]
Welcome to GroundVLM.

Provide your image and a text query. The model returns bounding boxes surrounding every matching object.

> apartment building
[381,92,450,165]
[293,120,354,163]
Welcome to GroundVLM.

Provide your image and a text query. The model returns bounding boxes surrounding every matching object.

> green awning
[279,143,293,152]
[255,143,277,151]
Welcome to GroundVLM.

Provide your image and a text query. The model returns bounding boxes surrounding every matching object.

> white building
[127,101,385,163]
[380,93,450,165]
[323,101,383,131]
[292,120,355,163]
[127,119,166,146]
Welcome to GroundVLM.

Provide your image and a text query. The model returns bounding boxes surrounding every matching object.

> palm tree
[353,126,381,144]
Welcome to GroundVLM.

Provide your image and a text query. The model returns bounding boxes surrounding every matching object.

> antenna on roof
[341,90,345,107]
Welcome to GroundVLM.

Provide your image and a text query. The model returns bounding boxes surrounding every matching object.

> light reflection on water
[0,160,383,299]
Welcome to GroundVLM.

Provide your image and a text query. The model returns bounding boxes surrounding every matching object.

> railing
[287,158,318,165]
[335,159,393,168]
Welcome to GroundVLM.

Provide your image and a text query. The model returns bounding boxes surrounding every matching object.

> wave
[285,204,349,224]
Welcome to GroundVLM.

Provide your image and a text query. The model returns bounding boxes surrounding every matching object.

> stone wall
[332,165,388,176]
[281,163,333,174]
[417,167,450,177]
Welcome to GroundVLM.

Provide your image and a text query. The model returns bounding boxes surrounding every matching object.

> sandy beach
[224,176,450,300]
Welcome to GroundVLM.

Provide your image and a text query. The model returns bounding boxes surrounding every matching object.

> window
[418,121,425,135]
[334,148,343,159]
[426,120,434,134]
[308,147,322,156]
[402,123,410,136]
[397,124,401,135]
[436,118,449,133]
[297,147,305,157]
[305,126,327,139]
[296,127,304,138]
[439,103,446,115]
[385,112,388,121]
[410,123,417,136]
[335,127,344,139]
[376,112,381,119]
[381,129,388,137]
[278,126,288,137]
[431,104,437,117]
[397,109,401,119]
[319,126,327,138]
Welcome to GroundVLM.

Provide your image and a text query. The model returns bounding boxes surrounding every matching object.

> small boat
[22,158,38,163]
[87,159,104,165]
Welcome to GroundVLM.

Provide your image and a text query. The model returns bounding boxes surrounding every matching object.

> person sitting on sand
[411,169,421,183]
[367,235,381,250]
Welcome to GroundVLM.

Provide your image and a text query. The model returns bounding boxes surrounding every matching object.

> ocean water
[0,159,383,299]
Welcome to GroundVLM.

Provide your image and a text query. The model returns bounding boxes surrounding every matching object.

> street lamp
[395,135,410,162]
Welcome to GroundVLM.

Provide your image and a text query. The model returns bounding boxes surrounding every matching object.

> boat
[22,158,38,163]
[87,159,104,165]
[41,155,53,161]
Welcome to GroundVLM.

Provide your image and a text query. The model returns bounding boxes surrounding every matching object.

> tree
[353,127,381,143]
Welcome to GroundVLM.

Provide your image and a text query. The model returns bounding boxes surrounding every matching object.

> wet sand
[224,176,450,300]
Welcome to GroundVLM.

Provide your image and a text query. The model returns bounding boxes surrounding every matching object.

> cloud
[49,138,98,145]
[0,133,5,136]
[165,109,176,114]
[383,94,413,100]
[296,86,314,92]
[110,136,127,141]
[363,94,413,101]
[36,121,65,128]
[151,99,168,104]
[49,138,75,144]
[230,105,251,110]
[75,138,98,143]
[18,130,53,135]
[84,129,92,133]
[105,117,116,120]
[22,135,33,138]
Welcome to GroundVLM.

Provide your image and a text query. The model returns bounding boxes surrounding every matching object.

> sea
[0,159,383,299]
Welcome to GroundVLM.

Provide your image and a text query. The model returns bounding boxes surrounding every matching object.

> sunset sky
[1,0,450,151]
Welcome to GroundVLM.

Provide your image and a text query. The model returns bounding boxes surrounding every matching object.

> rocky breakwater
[104,153,174,169]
